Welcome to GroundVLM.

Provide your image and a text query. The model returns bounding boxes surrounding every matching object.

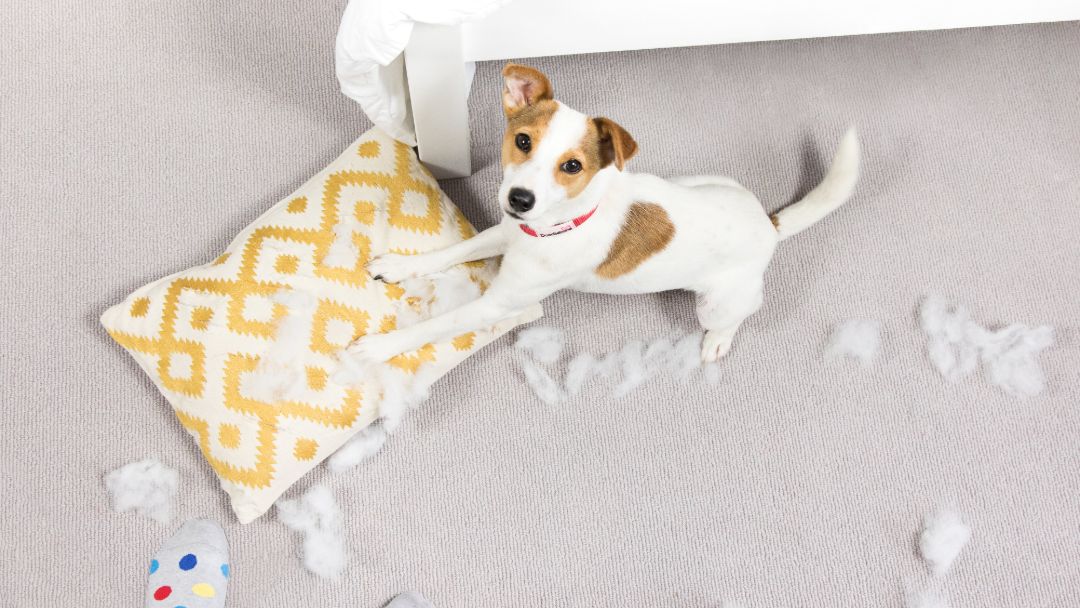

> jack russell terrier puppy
[349,63,860,364]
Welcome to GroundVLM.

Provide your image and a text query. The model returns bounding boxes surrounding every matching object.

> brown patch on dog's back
[770,213,780,230]
[502,99,558,167]
[596,203,675,279]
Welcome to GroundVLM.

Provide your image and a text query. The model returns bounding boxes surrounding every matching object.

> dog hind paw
[700,329,735,363]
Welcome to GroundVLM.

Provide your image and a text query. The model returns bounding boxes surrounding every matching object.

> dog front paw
[367,253,427,284]
[346,332,407,363]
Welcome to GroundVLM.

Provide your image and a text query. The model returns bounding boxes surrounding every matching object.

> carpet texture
[2,2,1078,605]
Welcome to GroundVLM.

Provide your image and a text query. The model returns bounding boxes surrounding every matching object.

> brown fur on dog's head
[502,63,553,118]
[498,63,638,221]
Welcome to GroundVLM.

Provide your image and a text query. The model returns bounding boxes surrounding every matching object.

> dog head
[498,63,637,223]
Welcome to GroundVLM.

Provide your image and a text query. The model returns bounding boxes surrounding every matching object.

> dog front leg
[347,290,534,363]
[367,225,508,283]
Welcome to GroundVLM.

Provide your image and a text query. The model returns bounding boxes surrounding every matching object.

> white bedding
[335,0,512,145]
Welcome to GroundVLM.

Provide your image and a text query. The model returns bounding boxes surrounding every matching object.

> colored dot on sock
[153,586,172,601]
[149,559,159,574]
[178,553,197,571]
[191,583,215,598]
[220,564,229,578]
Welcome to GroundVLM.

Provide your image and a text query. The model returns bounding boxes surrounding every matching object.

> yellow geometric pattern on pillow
[172,354,363,489]
[100,128,541,523]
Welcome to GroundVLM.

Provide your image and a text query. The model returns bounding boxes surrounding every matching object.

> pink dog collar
[519,205,598,238]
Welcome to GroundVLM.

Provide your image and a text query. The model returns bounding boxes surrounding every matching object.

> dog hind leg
[695,276,764,363]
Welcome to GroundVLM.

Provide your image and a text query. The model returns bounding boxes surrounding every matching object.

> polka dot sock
[145,518,229,608]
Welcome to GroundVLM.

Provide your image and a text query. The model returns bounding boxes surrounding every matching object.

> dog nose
[508,187,535,212]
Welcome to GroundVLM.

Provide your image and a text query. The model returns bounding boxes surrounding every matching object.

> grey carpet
[2,1,1078,605]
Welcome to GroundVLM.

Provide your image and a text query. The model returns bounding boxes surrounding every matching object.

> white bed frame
[403,0,1079,178]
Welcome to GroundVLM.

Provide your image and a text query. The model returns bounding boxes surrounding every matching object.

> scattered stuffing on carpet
[919,295,1054,397]
[328,423,389,474]
[905,585,949,608]
[372,366,433,433]
[103,457,179,525]
[824,318,881,366]
[333,346,435,432]
[564,352,597,396]
[520,355,565,405]
[514,326,566,364]
[515,327,567,404]
[919,508,971,576]
[277,484,348,579]
[515,327,705,403]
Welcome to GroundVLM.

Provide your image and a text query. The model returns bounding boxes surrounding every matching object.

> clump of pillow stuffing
[919,295,1054,397]
[277,484,348,579]
[104,457,179,525]
[824,318,881,366]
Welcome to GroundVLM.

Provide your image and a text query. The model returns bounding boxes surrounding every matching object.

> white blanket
[335,0,512,145]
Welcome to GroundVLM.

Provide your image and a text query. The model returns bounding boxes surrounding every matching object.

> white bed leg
[404,24,472,179]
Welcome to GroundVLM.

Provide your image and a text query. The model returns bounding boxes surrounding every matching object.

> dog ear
[594,117,638,170]
[502,63,553,118]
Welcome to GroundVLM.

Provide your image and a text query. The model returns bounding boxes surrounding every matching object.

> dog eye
[560,159,582,174]
[515,133,531,152]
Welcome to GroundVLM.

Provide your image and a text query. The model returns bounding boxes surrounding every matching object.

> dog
[348,63,860,364]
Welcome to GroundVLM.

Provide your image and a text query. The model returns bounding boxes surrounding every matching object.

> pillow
[101,128,541,523]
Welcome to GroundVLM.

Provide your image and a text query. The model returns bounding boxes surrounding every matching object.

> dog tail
[771,127,860,240]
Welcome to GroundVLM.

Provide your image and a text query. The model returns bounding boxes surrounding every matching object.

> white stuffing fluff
[276,484,348,579]
[520,356,565,405]
[564,352,597,397]
[323,224,360,269]
[515,326,565,364]
[330,269,478,431]
[386,591,436,608]
[906,586,949,608]
[978,324,1055,398]
[103,457,179,525]
[919,508,971,576]
[824,318,881,366]
[334,356,433,432]
[245,289,317,402]
[920,296,980,383]
[398,269,482,325]
[613,340,647,396]
[919,295,1054,397]
[426,270,482,316]
[374,366,433,433]
[328,423,389,474]
[230,264,481,457]
[612,332,703,396]
[515,327,706,403]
